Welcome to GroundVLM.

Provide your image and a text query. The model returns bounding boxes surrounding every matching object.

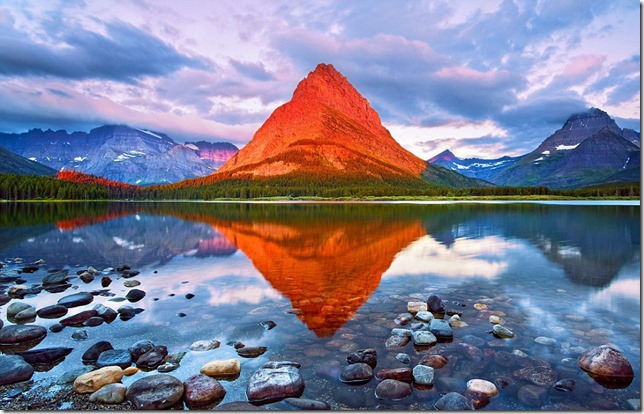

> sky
[0,0,640,159]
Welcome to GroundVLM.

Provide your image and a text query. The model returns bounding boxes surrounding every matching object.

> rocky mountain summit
[0,126,239,185]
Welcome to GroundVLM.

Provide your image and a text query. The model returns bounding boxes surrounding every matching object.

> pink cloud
[434,66,510,84]
[562,54,606,78]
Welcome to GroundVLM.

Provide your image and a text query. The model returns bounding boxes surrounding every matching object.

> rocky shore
[0,259,640,410]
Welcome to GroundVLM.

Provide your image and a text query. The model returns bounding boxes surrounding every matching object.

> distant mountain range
[429,108,640,188]
[0,145,56,176]
[0,126,238,185]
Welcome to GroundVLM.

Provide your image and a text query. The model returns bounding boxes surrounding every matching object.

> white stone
[467,379,499,397]
[489,315,503,324]
[534,336,557,346]
[412,365,434,385]
[407,301,427,314]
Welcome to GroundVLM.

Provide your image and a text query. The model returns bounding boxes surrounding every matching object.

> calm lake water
[0,201,640,410]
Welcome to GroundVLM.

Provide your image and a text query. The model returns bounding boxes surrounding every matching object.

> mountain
[427,149,520,182]
[0,145,56,176]
[0,126,238,185]
[491,108,640,188]
[184,63,483,191]
[185,141,239,169]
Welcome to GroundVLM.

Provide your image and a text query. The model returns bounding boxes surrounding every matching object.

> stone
[434,392,473,410]
[82,341,114,363]
[16,347,72,365]
[429,319,453,340]
[261,320,276,330]
[415,311,433,322]
[419,354,448,369]
[0,355,34,385]
[125,289,146,302]
[376,368,412,382]
[0,324,47,345]
[412,330,437,346]
[214,402,260,410]
[136,345,167,370]
[79,271,94,283]
[246,361,305,403]
[391,328,412,337]
[394,313,413,325]
[57,367,93,384]
[93,304,117,323]
[84,317,105,327]
[189,339,220,351]
[412,364,434,385]
[578,345,634,388]
[74,366,124,394]
[535,336,557,346]
[407,301,427,314]
[347,348,377,368]
[71,329,89,340]
[201,359,241,377]
[42,269,69,285]
[128,339,155,360]
[489,315,503,324]
[123,366,139,376]
[473,303,488,310]
[284,397,330,410]
[166,351,187,364]
[554,378,575,392]
[375,379,412,400]
[36,304,68,319]
[57,292,94,308]
[463,390,490,409]
[455,342,483,361]
[60,310,98,326]
[121,270,140,278]
[427,295,445,313]
[101,277,112,287]
[126,374,184,410]
[49,323,64,333]
[7,302,36,320]
[517,384,547,407]
[513,359,558,387]
[123,280,140,287]
[183,374,226,407]
[385,335,410,349]
[157,362,179,373]
[97,349,132,369]
[185,293,195,299]
[118,306,136,321]
[492,324,515,338]
[466,379,498,397]
[339,362,373,384]
[396,353,411,364]
[89,383,127,404]
[237,346,267,358]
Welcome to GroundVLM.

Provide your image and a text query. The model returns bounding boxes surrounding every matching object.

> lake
[0,201,640,410]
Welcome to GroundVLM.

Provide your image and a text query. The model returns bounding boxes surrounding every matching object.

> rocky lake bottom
[0,259,640,410]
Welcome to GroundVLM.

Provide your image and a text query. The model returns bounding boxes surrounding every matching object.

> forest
[0,172,639,201]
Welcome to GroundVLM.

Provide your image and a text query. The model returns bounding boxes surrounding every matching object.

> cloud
[229,59,275,81]
[0,15,204,82]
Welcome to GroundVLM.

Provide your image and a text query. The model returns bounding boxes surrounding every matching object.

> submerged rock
[376,368,413,382]
[183,374,226,407]
[57,292,94,308]
[434,392,473,410]
[126,374,184,409]
[340,362,373,384]
[16,347,72,365]
[347,348,377,368]
[0,355,34,386]
[578,345,634,389]
[492,324,515,338]
[429,319,453,340]
[246,361,305,403]
[89,383,127,404]
[82,341,114,364]
[284,397,330,410]
[466,379,498,397]
[375,379,412,400]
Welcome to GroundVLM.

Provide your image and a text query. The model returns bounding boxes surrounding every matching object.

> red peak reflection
[213,219,424,337]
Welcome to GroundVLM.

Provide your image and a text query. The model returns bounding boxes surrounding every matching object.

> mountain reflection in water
[0,202,639,336]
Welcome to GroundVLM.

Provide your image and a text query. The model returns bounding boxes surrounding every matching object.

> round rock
[492,324,515,338]
[125,289,146,303]
[0,324,47,345]
[126,374,184,410]
[339,362,373,384]
[74,366,124,394]
[284,398,330,410]
[434,392,473,410]
[0,355,34,385]
[412,330,437,346]
[97,349,132,369]
[466,379,498,397]
[183,374,226,407]
[57,292,94,308]
[89,383,127,404]
[375,379,412,400]
[36,305,69,319]
[578,345,634,388]
[246,361,305,403]
[201,359,241,377]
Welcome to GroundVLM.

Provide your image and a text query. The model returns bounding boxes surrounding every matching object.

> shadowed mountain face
[0,146,56,176]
